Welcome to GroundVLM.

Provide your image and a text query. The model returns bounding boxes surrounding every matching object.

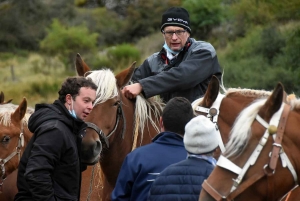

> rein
[202,103,298,200]
[0,123,24,193]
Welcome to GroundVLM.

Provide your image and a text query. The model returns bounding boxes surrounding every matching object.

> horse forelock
[0,103,33,127]
[224,99,267,158]
[226,88,271,98]
[86,69,118,105]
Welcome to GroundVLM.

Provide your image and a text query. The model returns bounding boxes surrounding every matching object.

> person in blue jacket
[111,97,194,201]
[147,115,219,201]
[122,7,222,103]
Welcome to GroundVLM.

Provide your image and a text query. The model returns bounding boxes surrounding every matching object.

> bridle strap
[195,94,226,153]
[202,180,228,201]
[269,104,291,170]
[86,104,125,148]
[0,124,24,193]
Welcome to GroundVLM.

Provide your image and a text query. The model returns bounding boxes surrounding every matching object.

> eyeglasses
[162,30,187,38]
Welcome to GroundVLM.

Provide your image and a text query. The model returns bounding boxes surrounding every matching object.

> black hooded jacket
[14,100,86,201]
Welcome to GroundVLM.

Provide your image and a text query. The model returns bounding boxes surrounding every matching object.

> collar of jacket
[53,100,87,135]
[160,37,192,64]
[152,131,184,146]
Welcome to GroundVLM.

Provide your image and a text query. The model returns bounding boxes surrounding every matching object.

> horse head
[0,98,33,181]
[199,83,299,201]
[76,53,137,165]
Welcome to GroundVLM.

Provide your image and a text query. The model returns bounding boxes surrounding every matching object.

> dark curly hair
[58,76,97,103]
[162,97,194,135]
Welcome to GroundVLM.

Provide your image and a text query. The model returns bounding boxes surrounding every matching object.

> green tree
[182,0,224,40]
[40,19,98,71]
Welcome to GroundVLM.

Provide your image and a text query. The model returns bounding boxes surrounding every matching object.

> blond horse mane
[0,103,34,127]
[86,69,163,150]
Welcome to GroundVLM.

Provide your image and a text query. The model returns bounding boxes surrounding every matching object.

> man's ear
[65,94,72,105]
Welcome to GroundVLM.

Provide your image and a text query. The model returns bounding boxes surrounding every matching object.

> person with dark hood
[122,7,222,103]
[148,115,218,201]
[14,76,97,201]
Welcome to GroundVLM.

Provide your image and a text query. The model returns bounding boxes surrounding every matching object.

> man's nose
[171,32,178,39]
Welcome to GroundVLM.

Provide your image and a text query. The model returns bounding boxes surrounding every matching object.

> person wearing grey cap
[122,7,222,104]
[147,115,218,201]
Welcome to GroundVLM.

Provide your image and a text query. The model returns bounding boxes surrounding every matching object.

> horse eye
[1,136,11,144]
[113,101,120,106]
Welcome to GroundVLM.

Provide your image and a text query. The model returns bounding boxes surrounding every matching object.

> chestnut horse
[193,76,299,200]
[0,97,34,200]
[199,83,299,201]
[76,54,164,201]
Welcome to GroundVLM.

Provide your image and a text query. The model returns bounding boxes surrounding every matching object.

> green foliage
[279,26,300,71]
[182,0,224,40]
[40,19,98,70]
[27,81,60,98]
[257,25,285,64]
[121,0,182,43]
[223,26,263,61]
[107,43,141,70]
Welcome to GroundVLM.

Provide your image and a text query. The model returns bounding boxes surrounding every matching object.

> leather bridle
[0,124,25,193]
[85,100,126,150]
[202,103,298,200]
[195,94,226,153]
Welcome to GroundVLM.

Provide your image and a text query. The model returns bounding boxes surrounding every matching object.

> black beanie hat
[161,7,191,33]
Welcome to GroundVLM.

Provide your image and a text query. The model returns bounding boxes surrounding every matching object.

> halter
[202,103,298,200]
[0,123,25,193]
[85,101,126,149]
[195,94,226,153]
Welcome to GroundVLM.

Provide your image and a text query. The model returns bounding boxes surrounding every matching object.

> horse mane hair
[87,69,119,105]
[0,103,34,127]
[86,69,164,149]
[224,99,267,158]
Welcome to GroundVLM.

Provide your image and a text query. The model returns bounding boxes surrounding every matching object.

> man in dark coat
[14,77,97,201]
[122,7,222,103]
[148,115,219,201]
[111,97,194,201]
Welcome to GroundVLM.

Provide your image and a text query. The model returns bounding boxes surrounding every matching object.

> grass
[0,53,75,107]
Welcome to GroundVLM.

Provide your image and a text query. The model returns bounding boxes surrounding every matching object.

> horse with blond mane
[198,82,300,200]
[0,95,34,201]
[192,76,299,200]
[76,54,164,201]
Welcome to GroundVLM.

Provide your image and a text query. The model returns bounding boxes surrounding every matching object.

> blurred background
[0,0,299,107]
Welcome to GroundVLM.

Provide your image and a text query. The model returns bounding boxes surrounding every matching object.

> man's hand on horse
[122,83,142,99]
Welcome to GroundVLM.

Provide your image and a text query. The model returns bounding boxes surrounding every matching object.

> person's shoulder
[190,38,216,57]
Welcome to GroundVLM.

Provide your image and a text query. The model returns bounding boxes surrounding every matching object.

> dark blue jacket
[148,157,215,201]
[111,132,187,201]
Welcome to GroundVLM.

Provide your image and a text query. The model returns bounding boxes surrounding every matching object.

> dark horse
[199,83,300,200]
[76,54,164,200]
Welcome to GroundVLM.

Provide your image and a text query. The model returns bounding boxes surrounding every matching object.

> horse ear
[258,82,284,121]
[115,61,136,88]
[201,75,220,107]
[75,53,91,76]
[12,98,27,122]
